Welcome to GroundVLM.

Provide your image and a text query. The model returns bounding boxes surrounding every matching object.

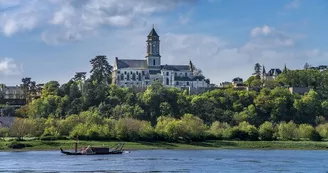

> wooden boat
[60,136,127,155]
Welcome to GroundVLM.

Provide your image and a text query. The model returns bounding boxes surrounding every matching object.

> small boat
[60,136,128,155]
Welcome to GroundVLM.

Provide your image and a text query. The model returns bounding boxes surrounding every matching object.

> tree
[42,81,60,97]
[253,63,262,78]
[21,77,37,103]
[90,55,113,85]
[283,64,288,73]
[304,63,310,70]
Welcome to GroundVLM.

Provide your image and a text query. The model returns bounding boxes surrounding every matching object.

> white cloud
[0,0,196,43]
[251,25,274,37]
[0,58,21,76]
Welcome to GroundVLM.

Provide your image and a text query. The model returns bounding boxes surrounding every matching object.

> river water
[0,150,327,173]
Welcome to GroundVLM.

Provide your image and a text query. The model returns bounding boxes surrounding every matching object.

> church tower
[146,25,161,68]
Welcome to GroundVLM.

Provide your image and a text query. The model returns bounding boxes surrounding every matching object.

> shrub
[7,141,32,149]
[258,121,275,141]
[278,121,299,140]
[237,121,259,141]
[299,124,316,140]
[0,128,9,138]
[209,121,230,139]
[316,123,328,139]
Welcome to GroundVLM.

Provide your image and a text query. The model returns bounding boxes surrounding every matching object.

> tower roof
[148,27,159,37]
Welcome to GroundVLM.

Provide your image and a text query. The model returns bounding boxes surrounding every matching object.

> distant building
[0,85,24,100]
[219,81,232,88]
[232,77,243,86]
[309,65,328,72]
[112,26,210,89]
[0,117,16,128]
[261,66,282,81]
[0,85,25,106]
[232,77,247,89]
[289,87,310,95]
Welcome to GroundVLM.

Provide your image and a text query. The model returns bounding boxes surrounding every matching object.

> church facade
[112,27,210,88]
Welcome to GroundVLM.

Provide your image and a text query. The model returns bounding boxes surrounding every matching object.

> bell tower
[146,25,161,68]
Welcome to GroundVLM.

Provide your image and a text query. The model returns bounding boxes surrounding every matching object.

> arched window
[166,78,169,85]
[120,74,124,80]
[166,72,169,76]
[127,74,130,80]
[153,59,156,66]
[138,73,142,81]
[187,82,189,85]
[132,73,136,81]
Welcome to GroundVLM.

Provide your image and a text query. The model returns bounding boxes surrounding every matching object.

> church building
[112,27,210,88]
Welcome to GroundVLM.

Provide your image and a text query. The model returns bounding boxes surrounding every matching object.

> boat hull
[60,148,124,155]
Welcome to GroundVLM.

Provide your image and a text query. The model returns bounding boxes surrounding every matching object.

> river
[0,150,327,172]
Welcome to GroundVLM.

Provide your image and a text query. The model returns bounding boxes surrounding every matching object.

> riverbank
[1,140,328,151]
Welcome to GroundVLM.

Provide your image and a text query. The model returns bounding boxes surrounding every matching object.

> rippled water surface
[0,150,328,173]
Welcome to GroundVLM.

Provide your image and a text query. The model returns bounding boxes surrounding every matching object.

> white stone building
[261,66,282,81]
[112,27,210,88]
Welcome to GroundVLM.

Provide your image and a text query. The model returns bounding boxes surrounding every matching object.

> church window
[132,73,136,81]
[166,78,169,85]
[153,59,156,66]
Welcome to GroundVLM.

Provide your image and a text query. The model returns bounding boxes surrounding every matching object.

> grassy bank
[1,140,328,151]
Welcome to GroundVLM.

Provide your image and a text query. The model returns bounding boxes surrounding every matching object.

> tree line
[2,58,328,142]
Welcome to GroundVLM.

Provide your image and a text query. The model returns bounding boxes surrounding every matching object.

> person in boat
[81,146,87,154]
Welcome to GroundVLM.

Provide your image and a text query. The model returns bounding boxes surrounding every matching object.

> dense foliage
[2,59,328,142]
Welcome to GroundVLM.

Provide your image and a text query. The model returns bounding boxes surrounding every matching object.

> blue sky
[0,0,327,85]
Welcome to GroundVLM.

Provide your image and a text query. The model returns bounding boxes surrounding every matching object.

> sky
[0,0,328,86]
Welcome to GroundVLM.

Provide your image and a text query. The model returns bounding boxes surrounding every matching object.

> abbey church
[112,27,210,88]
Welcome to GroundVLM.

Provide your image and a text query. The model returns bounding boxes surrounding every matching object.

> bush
[310,130,322,141]
[224,127,248,140]
[7,141,32,149]
[115,118,154,141]
[278,121,299,140]
[0,128,9,138]
[237,121,259,141]
[209,121,230,139]
[258,121,275,141]
[299,124,316,140]
[316,123,328,139]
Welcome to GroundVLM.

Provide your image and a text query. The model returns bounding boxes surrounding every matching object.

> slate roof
[116,59,147,69]
[175,76,192,81]
[148,28,159,37]
[267,69,282,76]
[232,77,243,82]
[149,70,161,74]
[161,65,190,71]
[0,117,16,128]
